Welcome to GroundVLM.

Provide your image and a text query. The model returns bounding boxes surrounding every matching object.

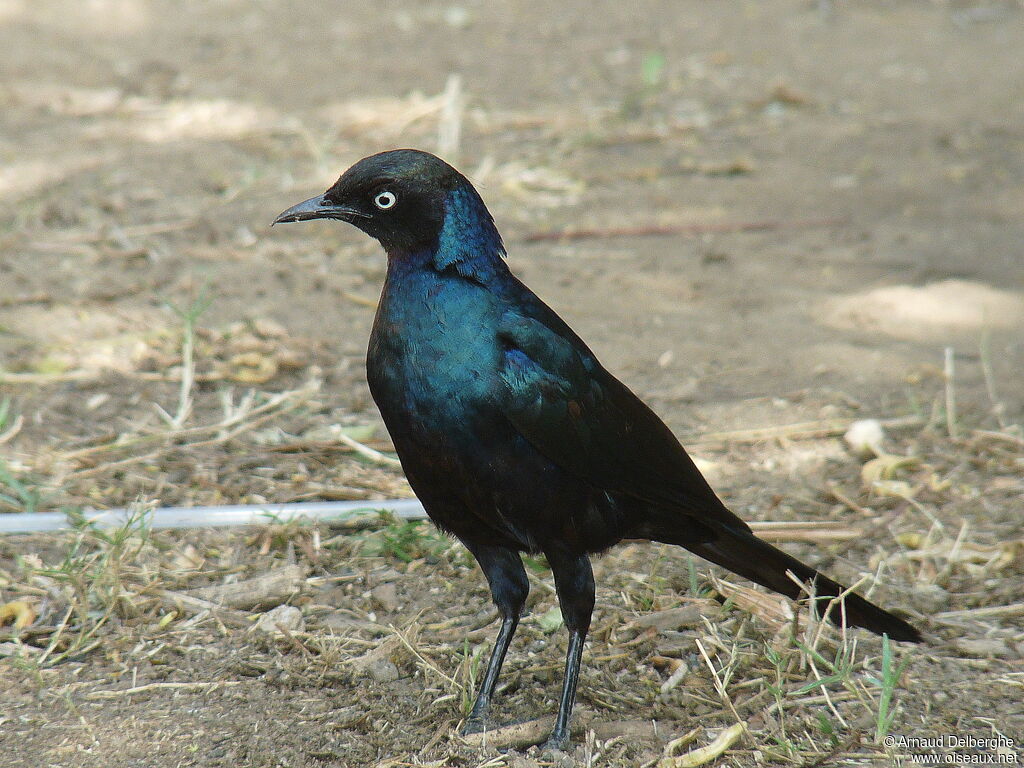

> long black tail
[688,528,921,643]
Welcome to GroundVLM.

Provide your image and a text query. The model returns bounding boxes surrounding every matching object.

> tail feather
[689,529,921,643]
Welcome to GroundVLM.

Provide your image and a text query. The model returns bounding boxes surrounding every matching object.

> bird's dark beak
[272,195,364,226]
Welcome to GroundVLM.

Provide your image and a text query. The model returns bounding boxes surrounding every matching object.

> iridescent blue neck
[430,185,507,283]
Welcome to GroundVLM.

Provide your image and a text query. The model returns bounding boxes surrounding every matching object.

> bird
[274,149,921,751]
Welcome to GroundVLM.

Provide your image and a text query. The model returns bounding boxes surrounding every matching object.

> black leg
[541,548,595,751]
[460,542,529,734]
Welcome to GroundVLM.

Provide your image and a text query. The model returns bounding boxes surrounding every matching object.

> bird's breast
[366,270,502,439]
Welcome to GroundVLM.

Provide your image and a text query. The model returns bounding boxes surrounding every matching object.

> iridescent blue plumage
[433,185,505,281]
[273,148,921,752]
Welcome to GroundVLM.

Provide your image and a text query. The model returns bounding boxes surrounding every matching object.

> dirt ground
[1,1,1023,766]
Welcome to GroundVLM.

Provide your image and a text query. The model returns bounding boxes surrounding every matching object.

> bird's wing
[495,308,745,526]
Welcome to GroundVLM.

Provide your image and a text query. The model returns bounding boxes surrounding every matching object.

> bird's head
[274,149,504,278]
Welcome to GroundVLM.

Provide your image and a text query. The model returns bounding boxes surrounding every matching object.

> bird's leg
[465,613,519,728]
[542,549,595,752]
[460,543,528,735]
[548,626,586,747]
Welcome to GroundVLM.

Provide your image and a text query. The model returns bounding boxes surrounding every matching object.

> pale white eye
[374,191,397,210]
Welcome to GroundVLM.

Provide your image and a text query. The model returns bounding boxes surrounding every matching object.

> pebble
[364,658,400,683]
[256,605,305,635]
[371,583,400,613]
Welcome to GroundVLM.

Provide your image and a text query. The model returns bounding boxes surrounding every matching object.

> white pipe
[0,499,429,535]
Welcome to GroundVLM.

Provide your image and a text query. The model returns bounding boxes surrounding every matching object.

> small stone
[365,658,400,683]
[370,583,400,613]
[256,605,304,635]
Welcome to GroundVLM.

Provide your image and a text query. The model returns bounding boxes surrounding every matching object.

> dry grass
[2,400,1021,765]
[2,2,1023,765]
[0,234,1020,765]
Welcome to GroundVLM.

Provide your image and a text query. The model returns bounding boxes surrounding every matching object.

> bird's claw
[460,716,489,736]
[540,732,570,753]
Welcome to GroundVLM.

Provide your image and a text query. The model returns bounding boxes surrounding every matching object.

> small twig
[460,716,555,749]
[748,520,862,543]
[342,291,380,309]
[0,370,101,385]
[35,606,75,667]
[184,564,308,610]
[660,663,690,695]
[172,313,196,428]
[390,623,462,692]
[971,429,1024,447]
[460,713,661,750]
[944,347,958,438]
[933,601,1024,622]
[825,482,874,516]
[417,718,455,755]
[267,438,395,455]
[155,589,254,628]
[61,382,318,463]
[803,642,850,731]
[711,577,793,627]
[694,638,744,725]
[520,218,844,243]
[0,369,235,386]
[157,292,210,429]
[798,730,863,768]
[659,723,747,767]
[683,415,923,448]
[979,328,1009,429]
[0,413,24,445]
[273,621,313,657]
[763,690,858,717]
[333,433,403,468]
[64,449,164,480]
[85,680,244,700]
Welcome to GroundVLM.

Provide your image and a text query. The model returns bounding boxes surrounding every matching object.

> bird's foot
[460,715,490,736]
[461,696,494,736]
[540,730,570,753]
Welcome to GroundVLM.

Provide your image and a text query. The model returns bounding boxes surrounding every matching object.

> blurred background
[1,2,1022,766]
[2,1,1023,467]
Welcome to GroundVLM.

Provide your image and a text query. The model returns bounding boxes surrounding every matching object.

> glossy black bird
[274,149,921,750]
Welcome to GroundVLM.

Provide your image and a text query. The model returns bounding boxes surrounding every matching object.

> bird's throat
[430,186,506,283]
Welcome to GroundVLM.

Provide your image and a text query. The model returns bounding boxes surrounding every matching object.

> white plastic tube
[0,499,428,535]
